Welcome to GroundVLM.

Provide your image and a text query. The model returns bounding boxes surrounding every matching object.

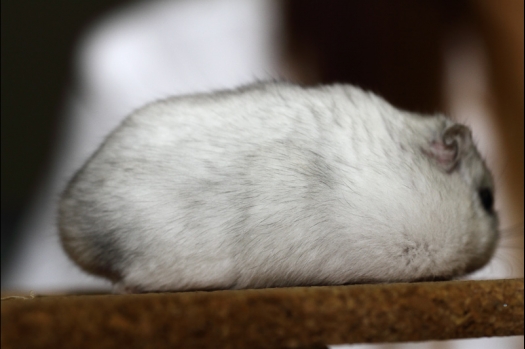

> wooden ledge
[2,278,523,349]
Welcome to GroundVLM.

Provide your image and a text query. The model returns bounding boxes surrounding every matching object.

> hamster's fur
[58,82,499,293]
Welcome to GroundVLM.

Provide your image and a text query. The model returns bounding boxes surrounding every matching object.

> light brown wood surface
[2,279,523,349]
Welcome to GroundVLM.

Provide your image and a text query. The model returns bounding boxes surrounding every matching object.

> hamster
[58,82,499,293]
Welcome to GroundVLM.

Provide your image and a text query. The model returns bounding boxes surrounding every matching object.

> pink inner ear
[424,140,458,172]
[423,124,471,173]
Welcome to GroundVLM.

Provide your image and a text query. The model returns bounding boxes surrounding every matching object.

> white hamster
[58,82,499,293]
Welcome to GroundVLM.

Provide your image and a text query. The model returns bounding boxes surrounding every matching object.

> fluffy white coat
[59,82,499,293]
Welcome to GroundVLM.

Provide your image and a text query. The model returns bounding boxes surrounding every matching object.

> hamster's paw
[112,281,143,294]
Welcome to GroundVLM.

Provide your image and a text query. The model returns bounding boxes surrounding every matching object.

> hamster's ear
[423,124,472,173]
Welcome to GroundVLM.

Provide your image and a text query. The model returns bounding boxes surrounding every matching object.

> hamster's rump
[58,82,499,293]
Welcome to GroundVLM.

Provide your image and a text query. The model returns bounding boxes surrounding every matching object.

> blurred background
[1,0,523,347]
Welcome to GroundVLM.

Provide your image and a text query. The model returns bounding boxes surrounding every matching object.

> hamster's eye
[478,188,494,213]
